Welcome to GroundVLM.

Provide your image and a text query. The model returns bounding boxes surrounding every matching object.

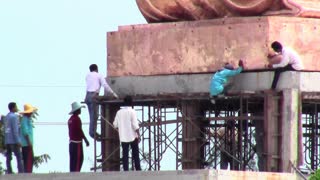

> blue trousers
[6,144,24,174]
[85,92,98,138]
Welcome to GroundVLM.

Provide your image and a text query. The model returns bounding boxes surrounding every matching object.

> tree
[0,113,50,172]
[33,154,51,168]
[310,169,320,180]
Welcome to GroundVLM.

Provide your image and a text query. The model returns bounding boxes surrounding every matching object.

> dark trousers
[121,139,141,171]
[69,142,83,172]
[271,64,295,89]
[22,146,34,173]
[6,144,24,174]
[220,151,239,170]
[220,151,231,170]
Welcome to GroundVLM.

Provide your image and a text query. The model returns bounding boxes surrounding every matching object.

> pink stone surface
[107,16,320,77]
[136,0,320,23]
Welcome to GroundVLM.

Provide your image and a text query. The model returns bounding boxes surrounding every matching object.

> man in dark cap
[210,60,244,103]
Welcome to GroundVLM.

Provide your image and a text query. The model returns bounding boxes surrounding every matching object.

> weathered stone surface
[107,16,320,77]
[106,72,320,98]
[136,0,320,23]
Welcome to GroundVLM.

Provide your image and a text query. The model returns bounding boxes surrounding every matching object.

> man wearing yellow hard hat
[20,103,38,173]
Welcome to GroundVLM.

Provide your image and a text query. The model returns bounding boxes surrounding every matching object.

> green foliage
[310,169,320,180]
[33,154,51,168]
[0,162,4,175]
[0,115,5,153]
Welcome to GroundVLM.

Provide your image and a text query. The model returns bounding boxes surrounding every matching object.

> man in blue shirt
[210,60,244,103]
[20,104,37,173]
[4,102,24,174]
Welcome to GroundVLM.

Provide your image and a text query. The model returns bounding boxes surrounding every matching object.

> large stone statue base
[107,16,320,77]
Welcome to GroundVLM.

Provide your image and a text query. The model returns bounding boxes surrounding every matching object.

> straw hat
[20,104,38,114]
[69,102,85,115]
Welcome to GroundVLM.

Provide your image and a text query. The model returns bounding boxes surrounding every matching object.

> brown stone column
[263,91,282,172]
[101,104,120,171]
[280,89,299,172]
[181,100,205,169]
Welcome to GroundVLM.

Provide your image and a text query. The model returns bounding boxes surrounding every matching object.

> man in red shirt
[68,102,89,172]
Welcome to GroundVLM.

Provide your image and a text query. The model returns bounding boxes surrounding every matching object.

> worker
[20,104,38,173]
[68,102,90,172]
[210,126,239,170]
[4,102,24,174]
[113,96,141,171]
[267,41,304,89]
[85,64,118,140]
[210,60,244,103]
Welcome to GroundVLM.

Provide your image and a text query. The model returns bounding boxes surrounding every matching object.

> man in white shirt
[113,96,141,171]
[85,64,118,139]
[267,41,304,89]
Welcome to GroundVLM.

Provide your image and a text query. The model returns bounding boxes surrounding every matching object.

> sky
[0,0,146,173]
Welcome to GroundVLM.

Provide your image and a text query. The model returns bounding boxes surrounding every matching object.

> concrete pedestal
[107,17,320,76]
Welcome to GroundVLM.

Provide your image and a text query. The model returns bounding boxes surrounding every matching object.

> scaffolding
[89,92,283,171]
[88,91,320,173]
[302,93,320,170]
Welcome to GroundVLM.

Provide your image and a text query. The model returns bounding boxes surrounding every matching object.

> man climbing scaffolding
[85,64,118,140]
[210,59,244,104]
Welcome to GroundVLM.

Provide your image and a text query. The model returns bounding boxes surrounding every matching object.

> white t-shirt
[113,107,139,142]
[272,47,304,70]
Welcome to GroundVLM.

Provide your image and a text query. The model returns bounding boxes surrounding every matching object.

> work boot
[210,95,217,104]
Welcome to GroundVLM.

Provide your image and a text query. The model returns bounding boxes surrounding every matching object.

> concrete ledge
[0,170,298,180]
[107,72,320,98]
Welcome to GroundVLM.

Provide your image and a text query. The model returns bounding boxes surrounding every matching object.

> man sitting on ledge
[267,41,304,90]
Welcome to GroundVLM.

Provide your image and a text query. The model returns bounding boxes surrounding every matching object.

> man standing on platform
[20,103,38,173]
[4,102,24,174]
[68,102,90,172]
[210,126,239,170]
[85,64,118,140]
[113,96,141,171]
[267,41,304,89]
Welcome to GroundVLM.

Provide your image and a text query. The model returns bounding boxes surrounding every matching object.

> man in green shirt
[20,104,37,173]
